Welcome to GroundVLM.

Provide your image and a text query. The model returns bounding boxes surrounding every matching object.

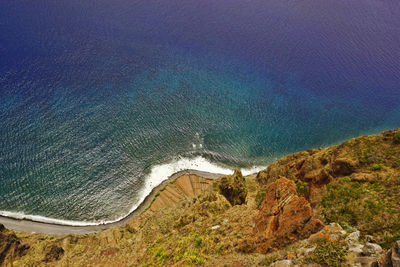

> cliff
[1,129,400,266]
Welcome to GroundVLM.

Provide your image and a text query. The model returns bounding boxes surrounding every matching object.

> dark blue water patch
[0,0,399,223]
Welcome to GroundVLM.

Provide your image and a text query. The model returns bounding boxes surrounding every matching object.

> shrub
[321,181,363,225]
[187,254,205,265]
[394,132,400,144]
[216,244,224,255]
[370,163,384,171]
[194,236,203,248]
[255,191,266,209]
[307,239,347,267]
[296,180,309,196]
[382,232,400,249]
[147,243,169,265]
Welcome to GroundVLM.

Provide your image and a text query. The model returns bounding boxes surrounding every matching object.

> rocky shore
[1,128,400,266]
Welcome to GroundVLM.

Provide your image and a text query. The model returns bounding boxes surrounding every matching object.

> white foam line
[0,156,267,226]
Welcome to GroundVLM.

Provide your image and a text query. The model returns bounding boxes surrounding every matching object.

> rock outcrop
[251,177,324,253]
[0,224,30,265]
[218,169,247,206]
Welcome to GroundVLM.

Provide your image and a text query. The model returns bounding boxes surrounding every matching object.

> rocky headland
[1,129,400,266]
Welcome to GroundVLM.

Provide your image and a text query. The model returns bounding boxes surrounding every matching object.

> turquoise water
[0,0,399,224]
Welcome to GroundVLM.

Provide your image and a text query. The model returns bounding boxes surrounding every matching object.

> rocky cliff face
[251,177,324,253]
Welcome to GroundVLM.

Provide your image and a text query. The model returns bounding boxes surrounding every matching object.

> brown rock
[308,223,346,243]
[252,178,324,253]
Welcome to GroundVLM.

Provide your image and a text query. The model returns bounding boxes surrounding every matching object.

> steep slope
[1,128,399,266]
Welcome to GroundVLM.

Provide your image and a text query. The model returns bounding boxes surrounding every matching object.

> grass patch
[321,176,400,248]
[147,239,170,265]
[382,232,400,249]
[307,239,347,267]
[370,163,384,171]
[160,185,167,191]
[259,254,278,266]
[194,236,203,248]
[255,191,266,209]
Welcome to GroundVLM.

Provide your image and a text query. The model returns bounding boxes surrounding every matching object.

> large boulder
[251,177,324,253]
[218,169,247,206]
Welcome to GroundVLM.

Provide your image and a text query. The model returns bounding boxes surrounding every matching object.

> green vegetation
[218,169,248,205]
[382,232,400,249]
[147,242,170,266]
[296,180,309,196]
[194,236,203,248]
[259,254,278,266]
[321,175,400,248]
[216,244,224,255]
[370,163,384,171]
[307,239,347,267]
[394,132,400,144]
[4,129,400,266]
[255,191,266,209]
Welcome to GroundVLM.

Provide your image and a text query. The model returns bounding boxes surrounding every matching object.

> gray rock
[365,235,376,243]
[346,230,360,244]
[328,223,346,235]
[329,234,340,242]
[297,246,316,257]
[392,240,400,267]
[354,256,379,267]
[362,242,383,256]
[211,225,220,230]
[349,244,364,255]
[270,260,293,267]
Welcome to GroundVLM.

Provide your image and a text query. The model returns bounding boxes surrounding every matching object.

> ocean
[0,0,399,225]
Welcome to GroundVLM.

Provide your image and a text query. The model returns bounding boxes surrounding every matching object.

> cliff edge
[2,129,400,266]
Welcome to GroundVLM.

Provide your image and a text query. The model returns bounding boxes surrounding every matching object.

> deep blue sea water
[1,0,399,224]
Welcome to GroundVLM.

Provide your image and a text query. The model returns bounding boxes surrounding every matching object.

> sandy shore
[0,169,223,235]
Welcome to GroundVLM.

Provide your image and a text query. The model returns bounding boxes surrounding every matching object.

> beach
[0,169,223,235]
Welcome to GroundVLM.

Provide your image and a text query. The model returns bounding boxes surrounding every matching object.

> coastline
[0,169,224,235]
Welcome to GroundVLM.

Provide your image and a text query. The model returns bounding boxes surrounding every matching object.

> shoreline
[0,169,224,235]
